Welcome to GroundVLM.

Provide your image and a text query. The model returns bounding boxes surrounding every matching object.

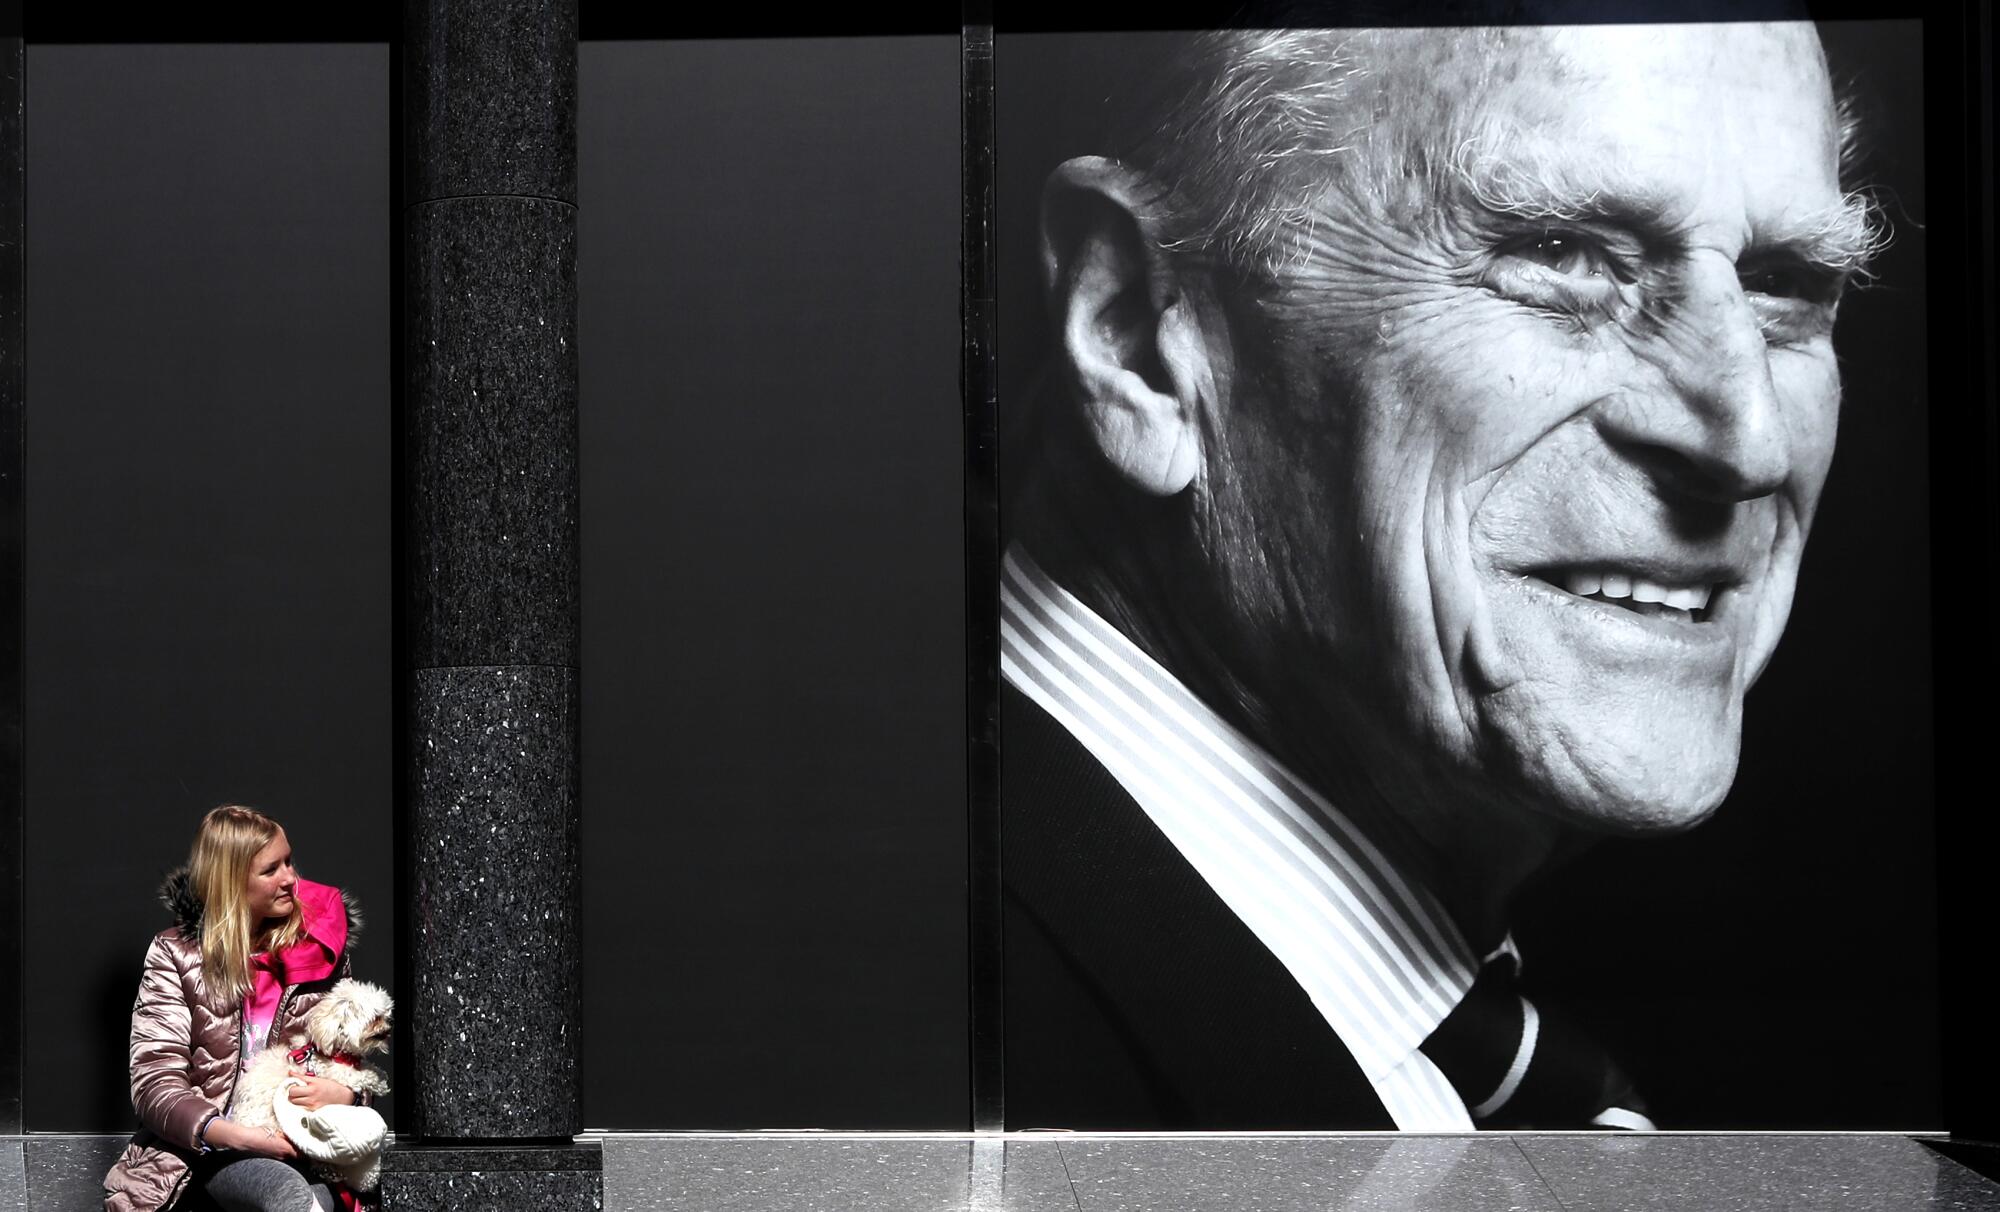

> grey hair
[1124,29,1394,268]
[1122,26,1887,278]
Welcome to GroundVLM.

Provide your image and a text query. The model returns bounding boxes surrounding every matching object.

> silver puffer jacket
[101,869,361,1212]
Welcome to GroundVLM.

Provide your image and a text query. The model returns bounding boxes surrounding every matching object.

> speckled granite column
[389,0,595,1203]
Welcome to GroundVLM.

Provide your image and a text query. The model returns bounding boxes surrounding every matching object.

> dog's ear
[328,995,354,1048]
[304,993,333,1049]
[306,982,358,1051]
[340,989,369,1049]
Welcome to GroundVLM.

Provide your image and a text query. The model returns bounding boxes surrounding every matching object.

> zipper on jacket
[220,1002,246,1119]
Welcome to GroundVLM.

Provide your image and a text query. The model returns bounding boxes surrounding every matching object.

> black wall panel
[0,30,22,1137]
[24,44,391,1130]
[576,39,968,1128]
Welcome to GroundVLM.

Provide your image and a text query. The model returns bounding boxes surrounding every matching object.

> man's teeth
[1560,571,1713,612]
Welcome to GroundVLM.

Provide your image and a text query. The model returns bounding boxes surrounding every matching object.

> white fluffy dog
[232,978,394,1192]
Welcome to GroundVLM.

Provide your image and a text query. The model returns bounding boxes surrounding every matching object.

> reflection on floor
[602,1134,2000,1212]
[8,1131,1997,1211]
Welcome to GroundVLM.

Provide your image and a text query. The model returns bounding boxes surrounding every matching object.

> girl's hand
[242,1126,301,1160]
[284,1069,357,1111]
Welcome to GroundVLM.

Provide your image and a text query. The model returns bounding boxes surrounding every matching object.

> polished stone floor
[7,1131,1997,1210]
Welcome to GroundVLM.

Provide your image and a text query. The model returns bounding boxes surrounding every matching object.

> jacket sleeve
[128,933,217,1149]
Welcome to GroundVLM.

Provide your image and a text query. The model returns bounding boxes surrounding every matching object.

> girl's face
[245,827,297,922]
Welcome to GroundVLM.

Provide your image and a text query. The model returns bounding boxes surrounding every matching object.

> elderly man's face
[1210,24,1853,833]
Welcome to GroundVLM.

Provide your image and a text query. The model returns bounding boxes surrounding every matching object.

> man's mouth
[1530,567,1719,623]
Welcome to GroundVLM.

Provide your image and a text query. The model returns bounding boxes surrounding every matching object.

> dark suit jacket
[1001,680,1396,1129]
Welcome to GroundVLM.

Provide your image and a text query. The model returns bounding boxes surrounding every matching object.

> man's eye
[1482,229,1626,318]
[1738,256,1840,305]
[1736,254,1842,344]
[1506,232,1614,280]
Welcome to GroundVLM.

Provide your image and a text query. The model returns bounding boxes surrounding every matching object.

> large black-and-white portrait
[996,16,1934,1130]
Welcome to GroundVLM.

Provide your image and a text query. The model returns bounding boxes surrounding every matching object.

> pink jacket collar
[269,877,346,984]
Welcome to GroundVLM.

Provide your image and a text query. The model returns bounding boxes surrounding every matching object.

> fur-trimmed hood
[157,865,363,949]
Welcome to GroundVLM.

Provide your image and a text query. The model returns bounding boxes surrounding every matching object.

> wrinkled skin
[1049,23,1863,932]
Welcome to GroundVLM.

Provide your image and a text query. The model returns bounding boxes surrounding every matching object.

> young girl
[103,805,370,1212]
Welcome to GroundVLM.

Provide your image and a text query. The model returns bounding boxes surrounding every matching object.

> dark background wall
[0,28,22,1138]
[23,44,393,1130]
[15,35,967,1135]
[576,38,968,1128]
[994,21,1941,1129]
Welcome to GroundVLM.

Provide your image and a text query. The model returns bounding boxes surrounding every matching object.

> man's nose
[1595,252,1792,503]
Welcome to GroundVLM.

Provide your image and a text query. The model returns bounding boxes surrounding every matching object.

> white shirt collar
[1000,545,1485,1128]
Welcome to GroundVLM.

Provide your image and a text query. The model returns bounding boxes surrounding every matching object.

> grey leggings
[197,1156,338,1212]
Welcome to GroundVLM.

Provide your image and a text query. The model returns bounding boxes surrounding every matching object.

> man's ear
[1041,156,1222,497]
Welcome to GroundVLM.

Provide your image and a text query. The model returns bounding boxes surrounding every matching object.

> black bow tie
[1420,951,1654,1130]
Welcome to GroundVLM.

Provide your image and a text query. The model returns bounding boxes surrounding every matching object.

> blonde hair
[189,804,306,1005]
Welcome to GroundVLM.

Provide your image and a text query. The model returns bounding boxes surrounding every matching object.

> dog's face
[304,978,394,1057]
